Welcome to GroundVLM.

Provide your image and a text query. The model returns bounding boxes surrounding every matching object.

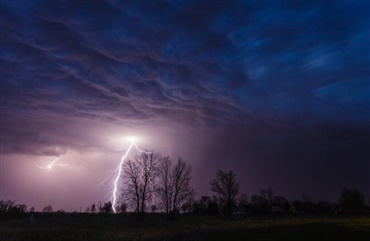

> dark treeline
[1,187,368,220]
[1,152,369,220]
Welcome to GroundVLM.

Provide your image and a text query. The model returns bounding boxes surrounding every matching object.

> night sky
[1,1,369,211]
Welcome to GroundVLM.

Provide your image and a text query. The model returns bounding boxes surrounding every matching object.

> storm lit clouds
[1,1,369,210]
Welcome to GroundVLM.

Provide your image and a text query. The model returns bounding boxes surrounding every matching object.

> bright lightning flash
[35,157,60,171]
[106,136,148,213]
[111,141,134,213]
[126,136,137,142]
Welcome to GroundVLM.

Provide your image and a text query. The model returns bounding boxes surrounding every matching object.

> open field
[1,214,370,241]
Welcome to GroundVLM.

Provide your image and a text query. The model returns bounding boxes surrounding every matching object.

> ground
[1,214,370,241]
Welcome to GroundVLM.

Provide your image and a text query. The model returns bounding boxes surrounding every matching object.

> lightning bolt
[34,157,60,171]
[98,137,151,213]
[111,141,134,213]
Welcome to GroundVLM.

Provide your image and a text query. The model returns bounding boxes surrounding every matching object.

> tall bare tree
[156,157,195,218]
[122,151,160,217]
[210,170,239,216]
[156,156,172,215]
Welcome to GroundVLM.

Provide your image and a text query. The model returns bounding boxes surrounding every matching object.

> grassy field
[1,214,370,241]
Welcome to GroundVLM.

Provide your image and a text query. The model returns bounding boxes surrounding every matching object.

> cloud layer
[2,1,369,128]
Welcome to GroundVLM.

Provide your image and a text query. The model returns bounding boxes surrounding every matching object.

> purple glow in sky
[1,1,369,211]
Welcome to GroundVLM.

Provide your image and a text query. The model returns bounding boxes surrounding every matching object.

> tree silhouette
[42,205,53,213]
[210,170,240,216]
[207,196,219,215]
[156,157,195,218]
[99,201,113,213]
[122,151,160,218]
[15,204,27,213]
[91,203,96,213]
[181,199,192,214]
[339,188,365,213]
[0,200,15,213]
[118,202,127,213]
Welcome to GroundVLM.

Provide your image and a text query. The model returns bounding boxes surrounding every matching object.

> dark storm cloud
[0,114,103,156]
[1,0,369,200]
[2,0,369,127]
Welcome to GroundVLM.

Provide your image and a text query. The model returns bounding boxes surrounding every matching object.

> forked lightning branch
[34,136,149,213]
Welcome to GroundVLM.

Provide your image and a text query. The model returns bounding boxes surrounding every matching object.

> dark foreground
[1,214,370,241]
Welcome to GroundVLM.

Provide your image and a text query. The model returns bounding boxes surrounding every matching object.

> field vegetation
[1,213,370,241]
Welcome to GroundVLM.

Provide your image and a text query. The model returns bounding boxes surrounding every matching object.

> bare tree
[210,170,239,216]
[156,156,172,215]
[122,151,160,217]
[0,200,15,213]
[42,205,53,213]
[156,157,195,218]
[0,200,27,214]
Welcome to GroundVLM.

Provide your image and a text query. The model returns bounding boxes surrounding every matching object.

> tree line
[1,151,369,219]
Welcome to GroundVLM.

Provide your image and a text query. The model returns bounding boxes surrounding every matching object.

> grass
[1,214,370,241]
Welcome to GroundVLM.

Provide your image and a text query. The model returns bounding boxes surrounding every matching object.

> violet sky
[1,1,369,211]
